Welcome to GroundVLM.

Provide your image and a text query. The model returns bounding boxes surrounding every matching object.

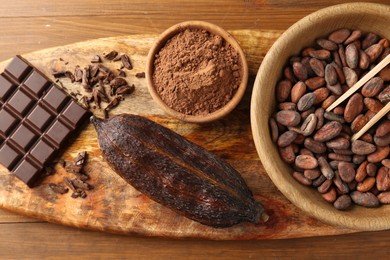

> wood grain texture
[0,31,355,239]
[1,0,390,258]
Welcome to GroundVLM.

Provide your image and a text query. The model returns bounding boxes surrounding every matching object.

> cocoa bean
[318,157,334,180]
[305,77,326,90]
[351,191,379,207]
[378,191,390,204]
[364,97,384,113]
[382,159,390,168]
[343,67,358,87]
[304,169,321,180]
[303,137,327,154]
[325,64,338,86]
[293,62,308,81]
[378,65,390,81]
[291,81,306,103]
[284,66,296,83]
[377,167,390,191]
[315,108,325,130]
[279,145,296,164]
[361,77,383,97]
[313,87,329,105]
[367,145,389,163]
[292,171,312,186]
[357,177,376,192]
[332,62,346,84]
[314,121,342,142]
[339,45,347,67]
[278,131,298,147]
[366,163,377,177]
[362,32,380,49]
[351,114,368,133]
[326,82,343,95]
[317,38,338,51]
[334,172,349,194]
[295,155,318,170]
[365,43,384,62]
[326,137,350,150]
[360,133,373,143]
[345,43,359,69]
[276,110,301,127]
[374,134,390,146]
[345,30,362,45]
[333,149,354,155]
[309,58,325,77]
[334,107,345,116]
[378,85,390,103]
[318,179,332,193]
[324,111,346,124]
[353,155,366,165]
[278,102,297,111]
[359,49,370,70]
[300,114,317,136]
[355,161,368,182]
[321,95,336,109]
[333,194,352,210]
[376,121,390,137]
[344,93,364,122]
[322,187,337,203]
[365,110,377,121]
[328,153,352,162]
[297,93,316,111]
[328,29,351,44]
[351,140,377,155]
[300,108,315,121]
[338,162,356,183]
[309,50,331,60]
[329,160,340,170]
[293,134,305,144]
[269,118,279,143]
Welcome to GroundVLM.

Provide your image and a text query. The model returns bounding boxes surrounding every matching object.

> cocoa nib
[74,151,87,166]
[118,70,126,77]
[116,84,135,95]
[74,66,83,82]
[49,183,69,194]
[104,50,119,60]
[91,55,102,63]
[120,54,133,70]
[135,72,145,78]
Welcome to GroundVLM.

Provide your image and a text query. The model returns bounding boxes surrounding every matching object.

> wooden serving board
[0,30,357,240]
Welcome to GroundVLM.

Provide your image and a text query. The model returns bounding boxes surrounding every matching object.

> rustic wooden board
[0,30,356,239]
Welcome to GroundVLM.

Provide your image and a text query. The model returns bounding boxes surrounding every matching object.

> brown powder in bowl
[152,28,242,116]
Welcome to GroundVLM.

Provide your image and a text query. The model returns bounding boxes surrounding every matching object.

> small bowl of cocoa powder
[146,21,248,123]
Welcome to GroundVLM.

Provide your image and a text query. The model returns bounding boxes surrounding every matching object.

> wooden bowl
[146,21,248,123]
[251,3,390,231]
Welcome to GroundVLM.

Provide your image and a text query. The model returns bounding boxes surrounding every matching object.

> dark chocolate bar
[0,56,90,187]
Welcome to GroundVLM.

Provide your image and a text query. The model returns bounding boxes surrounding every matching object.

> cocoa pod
[345,43,359,69]
[378,191,390,204]
[351,140,377,155]
[292,172,312,186]
[277,131,298,147]
[361,77,383,97]
[293,62,308,81]
[333,194,352,210]
[297,93,316,111]
[357,177,376,192]
[367,145,389,163]
[328,28,351,44]
[276,110,301,127]
[309,58,325,77]
[343,67,358,87]
[291,81,306,103]
[313,121,342,142]
[326,137,350,150]
[295,155,318,170]
[325,64,338,86]
[344,30,362,45]
[276,80,292,102]
[338,162,355,183]
[344,93,364,123]
[350,191,379,207]
[318,157,335,180]
[377,167,390,191]
[91,114,266,227]
[322,187,337,203]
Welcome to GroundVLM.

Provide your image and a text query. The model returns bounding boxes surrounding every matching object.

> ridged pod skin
[91,114,266,228]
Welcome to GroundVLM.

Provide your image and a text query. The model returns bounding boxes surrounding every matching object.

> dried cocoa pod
[91,115,267,227]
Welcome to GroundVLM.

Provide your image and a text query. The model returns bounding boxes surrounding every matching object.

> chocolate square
[42,85,70,112]
[45,121,71,147]
[0,74,15,103]
[10,124,38,151]
[0,143,21,170]
[13,160,40,187]
[0,109,19,136]
[7,90,34,116]
[5,56,32,83]
[29,140,55,167]
[23,70,50,98]
[26,105,53,132]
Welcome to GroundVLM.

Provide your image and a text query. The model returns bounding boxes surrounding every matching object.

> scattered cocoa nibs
[112,55,122,62]
[50,59,67,78]
[79,190,87,198]
[65,163,83,174]
[104,50,119,60]
[82,67,92,92]
[91,55,102,63]
[89,64,100,78]
[105,96,122,111]
[49,183,69,194]
[118,70,126,77]
[93,87,101,108]
[74,66,83,82]
[120,54,133,70]
[71,192,80,198]
[75,172,90,181]
[64,70,75,83]
[98,64,110,74]
[74,151,87,166]
[110,77,128,87]
[64,177,76,192]
[135,72,145,78]
[72,178,93,190]
[116,84,135,96]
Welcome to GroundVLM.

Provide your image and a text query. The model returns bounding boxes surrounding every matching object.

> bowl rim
[251,2,390,231]
[146,20,248,123]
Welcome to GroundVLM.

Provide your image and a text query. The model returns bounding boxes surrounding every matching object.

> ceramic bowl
[251,3,390,230]
[146,21,248,123]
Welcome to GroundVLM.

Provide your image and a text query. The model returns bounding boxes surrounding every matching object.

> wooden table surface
[1,0,390,258]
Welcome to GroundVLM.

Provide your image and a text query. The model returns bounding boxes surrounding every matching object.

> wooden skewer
[326,54,390,112]
[351,102,390,142]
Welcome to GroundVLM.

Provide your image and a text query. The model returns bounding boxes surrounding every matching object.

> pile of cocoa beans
[270,28,390,210]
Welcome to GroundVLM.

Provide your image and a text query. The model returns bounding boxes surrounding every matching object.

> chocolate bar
[0,56,90,187]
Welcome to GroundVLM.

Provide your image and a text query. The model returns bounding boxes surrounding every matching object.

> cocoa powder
[152,28,242,116]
